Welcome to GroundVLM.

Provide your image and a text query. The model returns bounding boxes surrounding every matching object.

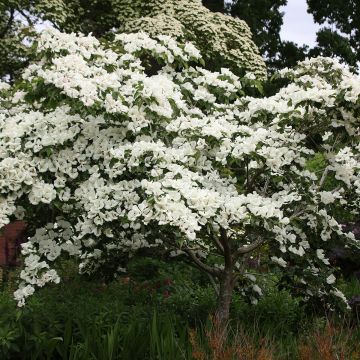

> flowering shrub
[114,0,266,78]
[0,29,359,322]
[1,0,266,82]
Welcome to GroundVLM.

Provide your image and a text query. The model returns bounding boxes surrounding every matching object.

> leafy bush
[1,274,360,359]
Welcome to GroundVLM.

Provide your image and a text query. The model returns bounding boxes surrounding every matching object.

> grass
[0,259,360,359]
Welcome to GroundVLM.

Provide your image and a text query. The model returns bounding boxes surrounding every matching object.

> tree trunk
[214,269,235,326]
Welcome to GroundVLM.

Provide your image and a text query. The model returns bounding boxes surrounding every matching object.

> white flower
[271,256,287,267]
[14,285,35,307]
[326,274,336,284]
[0,81,10,91]
[244,273,256,282]
[316,249,330,265]
[244,72,256,80]
[319,191,341,205]
[331,288,349,308]
[184,42,201,59]
[322,132,332,141]
[29,181,57,205]
[252,284,263,296]
[1,29,358,308]
[289,246,305,257]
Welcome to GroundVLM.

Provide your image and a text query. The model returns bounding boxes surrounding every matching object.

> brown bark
[213,228,237,326]
[214,268,236,326]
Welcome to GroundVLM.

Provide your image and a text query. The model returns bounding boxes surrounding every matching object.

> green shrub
[1,263,359,359]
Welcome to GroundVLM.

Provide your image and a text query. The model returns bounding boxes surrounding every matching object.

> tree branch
[290,207,305,220]
[183,248,221,276]
[16,9,34,27]
[206,272,219,296]
[245,167,264,193]
[234,237,265,258]
[212,233,224,254]
[0,9,15,39]
[182,254,220,294]
[318,167,329,189]
[219,228,232,267]
[207,224,224,254]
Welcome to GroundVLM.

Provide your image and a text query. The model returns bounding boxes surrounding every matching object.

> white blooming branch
[0,30,358,309]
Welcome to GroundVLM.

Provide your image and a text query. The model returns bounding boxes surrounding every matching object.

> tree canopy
[202,0,301,71]
[0,0,266,81]
[307,0,360,70]
[202,0,360,72]
[1,29,359,324]
[2,0,360,82]
[229,0,286,69]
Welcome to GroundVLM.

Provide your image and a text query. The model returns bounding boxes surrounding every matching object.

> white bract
[0,29,359,312]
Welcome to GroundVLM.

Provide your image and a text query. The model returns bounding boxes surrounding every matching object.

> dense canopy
[0,29,359,324]
[0,0,266,81]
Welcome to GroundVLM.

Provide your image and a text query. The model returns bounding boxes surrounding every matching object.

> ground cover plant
[0,26,359,328]
[0,260,360,359]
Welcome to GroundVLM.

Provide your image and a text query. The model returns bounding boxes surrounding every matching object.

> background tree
[0,1,35,82]
[96,0,266,78]
[0,0,266,81]
[307,0,360,70]
[201,0,225,13]
[3,0,360,81]
[0,0,123,81]
[271,41,308,72]
[229,0,287,69]
[203,0,360,72]
[202,0,302,71]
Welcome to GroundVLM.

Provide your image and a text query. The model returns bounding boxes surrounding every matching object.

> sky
[280,0,320,46]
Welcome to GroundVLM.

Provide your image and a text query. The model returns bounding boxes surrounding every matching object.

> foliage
[189,319,275,360]
[307,0,360,71]
[229,0,287,70]
[202,0,225,13]
[0,0,266,81]
[203,0,360,73]
[115,0,266,78]
[0,1,38,82]
[0,30,359,322]
[0,294,191,359]
[0,270,360,359]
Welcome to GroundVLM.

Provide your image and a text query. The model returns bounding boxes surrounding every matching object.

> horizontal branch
[234,237,265,258]
[183,248,221,277]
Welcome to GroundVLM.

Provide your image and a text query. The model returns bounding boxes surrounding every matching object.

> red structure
[0,221,27,267]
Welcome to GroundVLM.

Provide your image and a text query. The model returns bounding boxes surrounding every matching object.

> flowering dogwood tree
[0,29,359,324]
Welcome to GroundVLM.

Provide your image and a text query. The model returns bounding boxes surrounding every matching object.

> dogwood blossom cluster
[114,0,266,78]
[0,29,359,308]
